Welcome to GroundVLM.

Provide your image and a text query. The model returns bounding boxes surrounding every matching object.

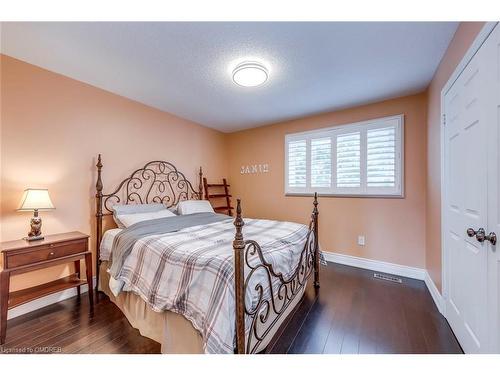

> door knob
[466,227,483,240]
[467,228,497,245]
[485,231,497,245]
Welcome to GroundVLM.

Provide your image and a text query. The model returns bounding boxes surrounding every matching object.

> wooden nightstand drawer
[5,239,87,268]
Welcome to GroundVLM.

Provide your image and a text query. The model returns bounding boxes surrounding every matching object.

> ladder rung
[214,206,234,211]
[208,194,232,198]
[207,183,230,187]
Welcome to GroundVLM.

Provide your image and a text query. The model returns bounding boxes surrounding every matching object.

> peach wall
[425,22,485,291]
[227,93,428,268]
[0,55,228,291]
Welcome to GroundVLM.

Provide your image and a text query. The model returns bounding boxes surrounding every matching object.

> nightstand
[0,231,93,345]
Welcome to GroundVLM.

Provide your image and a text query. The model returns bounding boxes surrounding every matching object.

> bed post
[95,154,103,293]
[198,167,203,200]
[313,192,320,288]
[233,199,246,354]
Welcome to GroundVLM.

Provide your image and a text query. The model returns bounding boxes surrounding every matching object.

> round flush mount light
[232,61,269,87]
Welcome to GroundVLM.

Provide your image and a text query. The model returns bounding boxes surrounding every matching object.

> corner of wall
[424,22,487,293]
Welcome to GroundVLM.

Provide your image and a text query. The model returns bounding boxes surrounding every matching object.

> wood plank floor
[0,262,462,354]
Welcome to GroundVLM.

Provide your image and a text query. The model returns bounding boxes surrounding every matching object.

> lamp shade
[18,189,55,211]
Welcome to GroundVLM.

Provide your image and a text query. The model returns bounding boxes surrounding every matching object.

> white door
[484,23,500,354]
[443,24,499,354]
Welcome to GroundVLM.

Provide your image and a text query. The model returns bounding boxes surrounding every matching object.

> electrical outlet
[358,235,365,246]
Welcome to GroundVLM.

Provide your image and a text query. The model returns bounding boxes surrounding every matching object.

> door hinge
[443,114,446,126]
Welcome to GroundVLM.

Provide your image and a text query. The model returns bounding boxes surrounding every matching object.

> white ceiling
[1,22,458,132]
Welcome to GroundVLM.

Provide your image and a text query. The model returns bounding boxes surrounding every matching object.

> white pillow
[117,209,176,228]
[177,200,215,215]
[112,203,166,228]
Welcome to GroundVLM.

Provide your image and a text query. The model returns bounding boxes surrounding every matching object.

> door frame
[440,22,498,317]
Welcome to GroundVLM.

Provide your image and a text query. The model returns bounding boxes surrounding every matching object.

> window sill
[285,192,405,199]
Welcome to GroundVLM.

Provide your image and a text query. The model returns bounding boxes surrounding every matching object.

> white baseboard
[322,251,426,280]
[424,271,445,314]
[7,276,97,320]
[323,251,445,315]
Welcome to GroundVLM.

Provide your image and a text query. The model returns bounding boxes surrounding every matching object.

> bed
[94,155,320,354]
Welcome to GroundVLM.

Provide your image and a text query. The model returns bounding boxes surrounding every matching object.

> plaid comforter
[108,216,311,353]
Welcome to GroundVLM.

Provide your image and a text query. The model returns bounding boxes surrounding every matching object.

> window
[285,115,404,197]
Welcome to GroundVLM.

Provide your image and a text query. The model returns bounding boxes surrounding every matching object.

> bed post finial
[95,154,103,293]
[198,167,203,200]
[233,199,244,247]
[312,192,320,288]
[233,198,245,354]
[96,154,103,194]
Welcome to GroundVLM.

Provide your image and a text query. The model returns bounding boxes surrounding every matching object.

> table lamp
[18,188,55,241]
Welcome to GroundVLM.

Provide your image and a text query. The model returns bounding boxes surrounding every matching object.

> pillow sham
[177,200,215,215]
[117,209,176,228]
[112,203,167,228]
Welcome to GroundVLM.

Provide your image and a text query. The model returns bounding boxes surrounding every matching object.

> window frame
[284,114,404,198]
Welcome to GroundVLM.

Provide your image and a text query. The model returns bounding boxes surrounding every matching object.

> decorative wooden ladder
[203,177,233,216]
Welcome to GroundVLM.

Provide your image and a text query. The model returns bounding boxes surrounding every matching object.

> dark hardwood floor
[269,263,462,354]
[0,262,462,354]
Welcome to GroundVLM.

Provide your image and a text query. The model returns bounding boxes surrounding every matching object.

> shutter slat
[336,132,360,188]
[288,140,307,187]
[367,126,396,188]
[311,137,331,188]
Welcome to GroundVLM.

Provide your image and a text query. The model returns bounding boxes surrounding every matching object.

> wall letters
[240,163,269,174]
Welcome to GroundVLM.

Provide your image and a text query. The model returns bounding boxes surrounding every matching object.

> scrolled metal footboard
[232,193,320,354]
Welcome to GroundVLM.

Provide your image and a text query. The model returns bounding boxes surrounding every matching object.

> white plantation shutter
[285,115,403,196]
[367,126,396,187]
[287,140,307,188]
[311,138,331,188]
[336,132,361,188]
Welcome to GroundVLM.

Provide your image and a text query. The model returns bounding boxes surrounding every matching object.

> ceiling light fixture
[232,61,268,87]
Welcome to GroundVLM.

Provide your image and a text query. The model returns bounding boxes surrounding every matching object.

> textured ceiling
[1,22,458,132]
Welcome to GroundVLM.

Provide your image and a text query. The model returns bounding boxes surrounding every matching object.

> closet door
[443,24,499,353]
[443,30,490,354]
[484,24,500,354]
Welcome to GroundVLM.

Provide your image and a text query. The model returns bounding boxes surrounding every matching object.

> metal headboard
[94,154,203,290]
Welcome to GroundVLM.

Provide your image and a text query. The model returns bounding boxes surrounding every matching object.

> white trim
[322,252,447,314]
[440,22,498,305]
[285,114,402,139]
[7,276,96,320]
[322,251,426,280]
[424,271,445,314]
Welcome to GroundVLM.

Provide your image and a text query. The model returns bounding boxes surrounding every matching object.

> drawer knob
[49,252,55,256]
